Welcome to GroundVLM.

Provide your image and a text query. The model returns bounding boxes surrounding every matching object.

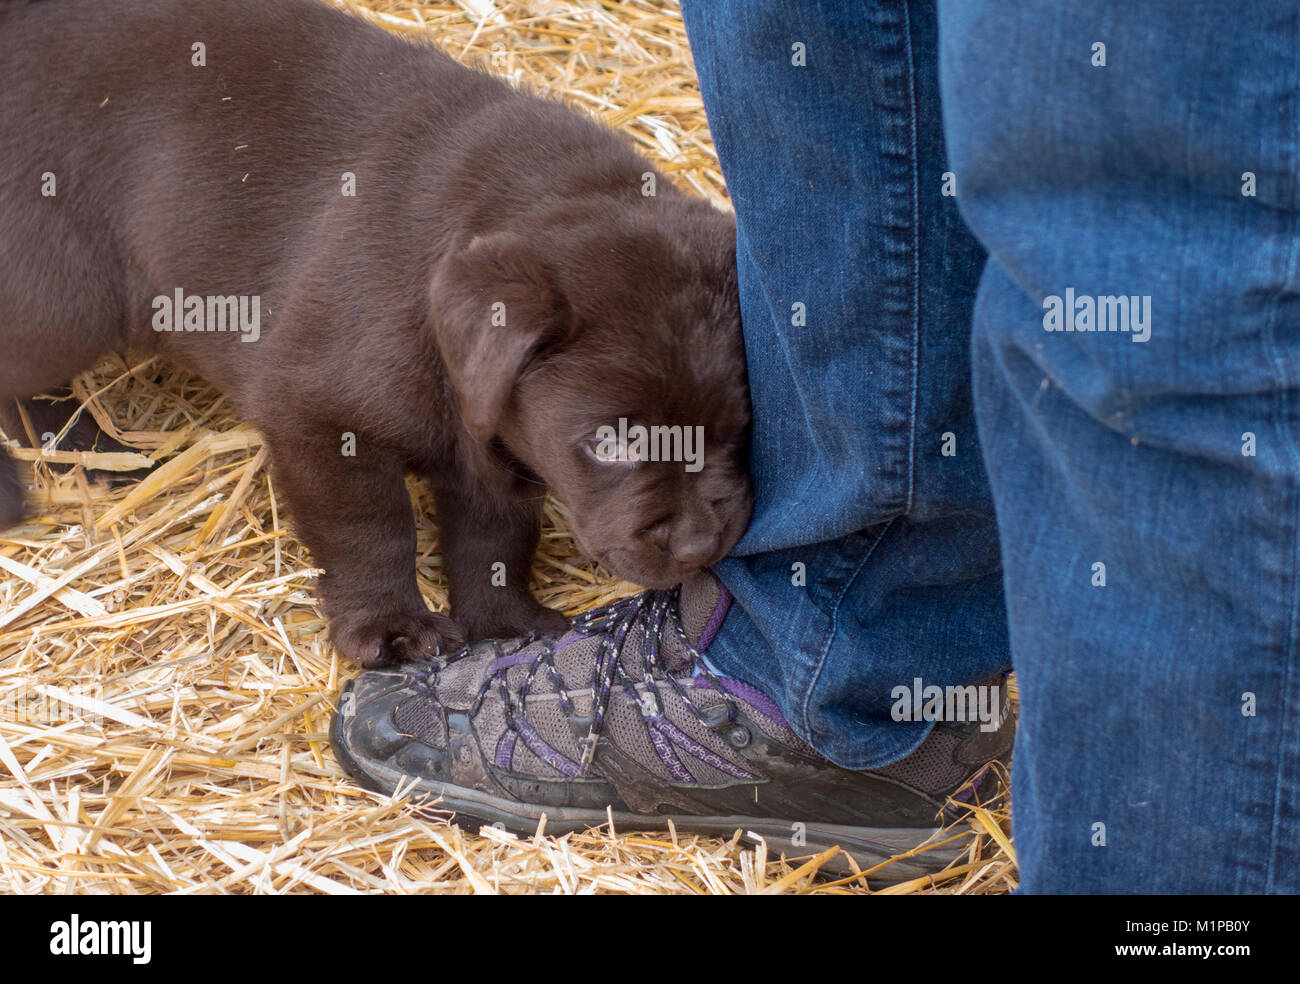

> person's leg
[941,0,1300,892]
[680,0,1010,768]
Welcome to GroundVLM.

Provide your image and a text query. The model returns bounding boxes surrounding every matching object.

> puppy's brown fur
[0,0,752,665]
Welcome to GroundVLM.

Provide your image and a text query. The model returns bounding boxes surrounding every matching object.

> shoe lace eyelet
[726,725,751,749]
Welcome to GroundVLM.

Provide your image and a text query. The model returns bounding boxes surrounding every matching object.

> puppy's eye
[583,437,637,468]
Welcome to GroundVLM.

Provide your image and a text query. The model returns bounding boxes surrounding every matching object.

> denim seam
[1261,29,1300,893]
[799,518,895,751]
[902,0,921,517]
[1261,314,1300,897]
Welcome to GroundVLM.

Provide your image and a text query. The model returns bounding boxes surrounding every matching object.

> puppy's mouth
[601,552,705,589]
[574,530,735,590]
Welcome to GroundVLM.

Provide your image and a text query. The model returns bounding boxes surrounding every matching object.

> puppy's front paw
[332,609,466,667]
[458,602,570,643]
[522,605,571,639]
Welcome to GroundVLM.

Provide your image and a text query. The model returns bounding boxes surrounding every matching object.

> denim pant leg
[680,0,1011,770]
[941,1,1300,892]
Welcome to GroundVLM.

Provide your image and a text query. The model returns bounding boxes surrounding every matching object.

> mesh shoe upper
[337,572,1012,826]
[403,579,806,786]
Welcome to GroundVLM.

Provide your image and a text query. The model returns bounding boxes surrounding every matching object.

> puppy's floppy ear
[431,232,566,442]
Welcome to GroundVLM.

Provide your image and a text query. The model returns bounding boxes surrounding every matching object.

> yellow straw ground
[0,0,1015,894]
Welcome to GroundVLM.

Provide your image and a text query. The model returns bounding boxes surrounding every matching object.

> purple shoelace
[414,587,739,775]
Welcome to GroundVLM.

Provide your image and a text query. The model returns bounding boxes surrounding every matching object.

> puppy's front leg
[435,482,569,641]
[264,426,463,667]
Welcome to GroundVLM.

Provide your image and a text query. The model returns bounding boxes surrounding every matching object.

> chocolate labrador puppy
[0,0,752,666]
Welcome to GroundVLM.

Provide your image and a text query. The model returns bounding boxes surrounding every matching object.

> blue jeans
[681,0,1300,893]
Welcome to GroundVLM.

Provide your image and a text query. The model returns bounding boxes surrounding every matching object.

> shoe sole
[330,702,967,883]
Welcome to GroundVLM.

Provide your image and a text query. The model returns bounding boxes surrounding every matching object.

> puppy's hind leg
[0,217,126,530]
[0,398,29,528]
[0,444,24,529]
[0,217,129,528]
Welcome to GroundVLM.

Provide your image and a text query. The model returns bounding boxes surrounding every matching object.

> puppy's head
[431,201,752,588]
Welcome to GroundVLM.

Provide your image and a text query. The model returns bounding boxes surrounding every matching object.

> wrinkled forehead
[539,356,749,446]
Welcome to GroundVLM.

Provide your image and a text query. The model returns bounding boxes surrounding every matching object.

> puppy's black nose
[669,530,721,568]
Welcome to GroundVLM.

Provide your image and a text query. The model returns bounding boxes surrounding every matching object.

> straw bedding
[0,0,1016,894]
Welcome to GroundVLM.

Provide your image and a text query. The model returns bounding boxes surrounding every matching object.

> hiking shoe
[330,572,1013,880]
